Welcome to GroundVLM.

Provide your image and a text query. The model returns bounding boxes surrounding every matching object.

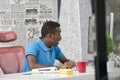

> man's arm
[58,55,68,64]
[27,55,69,70]
[26,55,48,70]
[27,54,75,70]
[58,55,69,64]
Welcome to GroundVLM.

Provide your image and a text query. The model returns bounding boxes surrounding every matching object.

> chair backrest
[0,31,17,42]
[0,31,25,74]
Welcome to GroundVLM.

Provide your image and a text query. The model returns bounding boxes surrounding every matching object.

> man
[23,21,75,72]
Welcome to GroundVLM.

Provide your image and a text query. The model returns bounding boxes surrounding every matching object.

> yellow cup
[59,69,73,77]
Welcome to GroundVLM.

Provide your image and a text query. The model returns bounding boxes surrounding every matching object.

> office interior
[0,0,120,80]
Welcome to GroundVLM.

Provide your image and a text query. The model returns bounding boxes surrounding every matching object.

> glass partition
[89,0,120,80]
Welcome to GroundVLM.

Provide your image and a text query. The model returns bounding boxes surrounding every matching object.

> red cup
[76,62,86,73]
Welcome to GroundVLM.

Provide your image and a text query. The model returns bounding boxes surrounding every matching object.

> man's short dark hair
[41,21,60,38]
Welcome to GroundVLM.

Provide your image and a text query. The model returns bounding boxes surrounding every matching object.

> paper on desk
[32,67,58,71]
[30,67,59,74]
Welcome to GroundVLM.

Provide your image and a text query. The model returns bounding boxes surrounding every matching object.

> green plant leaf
[106,34,114,56]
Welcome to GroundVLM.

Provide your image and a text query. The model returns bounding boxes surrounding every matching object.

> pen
[38,69,51,71]
[31,72,44,74]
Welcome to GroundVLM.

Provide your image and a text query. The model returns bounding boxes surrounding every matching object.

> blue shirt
[22,38,63,72]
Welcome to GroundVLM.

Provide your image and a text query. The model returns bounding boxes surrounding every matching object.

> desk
[0,71,94,80]
[0,67,120,80]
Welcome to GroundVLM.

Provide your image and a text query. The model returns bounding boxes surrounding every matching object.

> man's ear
[46,33,53,38]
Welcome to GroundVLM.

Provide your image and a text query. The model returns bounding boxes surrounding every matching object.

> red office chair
[0,31,25,74]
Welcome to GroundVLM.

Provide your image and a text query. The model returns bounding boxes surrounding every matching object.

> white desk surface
[0,67,120,80]
[0,71,95,80]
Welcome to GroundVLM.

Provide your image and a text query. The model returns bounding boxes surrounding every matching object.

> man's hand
[60,61,75,69]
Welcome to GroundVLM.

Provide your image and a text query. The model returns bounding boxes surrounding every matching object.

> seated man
[23,21,75,72]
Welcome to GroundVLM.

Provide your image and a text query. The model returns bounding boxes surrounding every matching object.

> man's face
[50,27,62,46]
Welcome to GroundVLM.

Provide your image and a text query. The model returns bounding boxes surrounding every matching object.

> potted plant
[106,34,114,56]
